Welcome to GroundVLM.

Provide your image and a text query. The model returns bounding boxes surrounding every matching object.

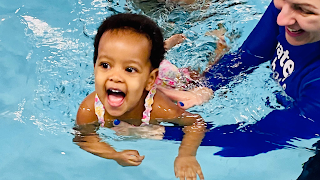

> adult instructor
[161,0,320,178]
[164,0,320,124]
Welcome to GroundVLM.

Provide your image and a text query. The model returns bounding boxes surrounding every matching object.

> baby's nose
[108,71,123,82]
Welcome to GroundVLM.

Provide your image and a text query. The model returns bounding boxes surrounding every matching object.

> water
[1,0,319,179]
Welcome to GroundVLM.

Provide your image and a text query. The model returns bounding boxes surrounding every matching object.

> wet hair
[93,13,165,69]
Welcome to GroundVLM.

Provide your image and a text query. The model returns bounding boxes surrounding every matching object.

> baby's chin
[106,108,126,118]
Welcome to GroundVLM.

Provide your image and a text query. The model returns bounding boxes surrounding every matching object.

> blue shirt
[205,1,320,122]
[162,1,320,157]
[193,1,320,157]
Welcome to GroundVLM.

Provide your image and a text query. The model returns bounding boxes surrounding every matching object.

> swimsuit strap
[142,60,191,126]
[141,85,156,126]
[94,93,153,127]
[94,94,105,127]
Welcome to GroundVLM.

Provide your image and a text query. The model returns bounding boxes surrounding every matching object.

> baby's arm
[75,92,144,166]
[151,91,206,180]
[73,123,144,166]
[173,113,205,180]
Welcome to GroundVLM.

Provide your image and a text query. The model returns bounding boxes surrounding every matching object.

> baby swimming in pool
[75,13,206,180]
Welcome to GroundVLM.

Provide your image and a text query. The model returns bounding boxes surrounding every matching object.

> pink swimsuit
[95,60,192,127]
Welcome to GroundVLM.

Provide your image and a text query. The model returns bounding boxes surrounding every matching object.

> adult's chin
[285,33,308,46]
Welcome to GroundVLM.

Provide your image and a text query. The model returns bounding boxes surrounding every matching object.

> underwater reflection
[73,117,206,180]
[297,141,320,180]
[165,110,320,179]
[73,110,320,179]
[166,111,320,156]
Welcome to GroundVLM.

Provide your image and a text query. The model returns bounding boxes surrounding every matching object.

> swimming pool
[1,0,319,179]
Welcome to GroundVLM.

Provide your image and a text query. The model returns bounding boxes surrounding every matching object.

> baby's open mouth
[107,88,126,107]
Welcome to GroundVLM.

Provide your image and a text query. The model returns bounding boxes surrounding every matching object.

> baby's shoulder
[76,92,98,125]
[151,90,185,120]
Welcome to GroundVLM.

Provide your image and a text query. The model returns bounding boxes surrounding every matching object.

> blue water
[1,0,319,179]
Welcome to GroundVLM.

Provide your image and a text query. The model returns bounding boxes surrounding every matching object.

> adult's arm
[249,69,320,142]
[210,75,320,156]
[205,1,280,91]
[162,1,281,109]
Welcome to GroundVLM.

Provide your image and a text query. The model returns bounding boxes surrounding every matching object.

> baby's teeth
[111,89,121,93]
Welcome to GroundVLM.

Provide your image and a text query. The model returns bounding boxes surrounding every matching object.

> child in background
[75,13,205,180]
[157,25,229,109]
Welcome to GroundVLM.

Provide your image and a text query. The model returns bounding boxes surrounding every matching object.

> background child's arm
[158,30,228,110]
[75,92,144,166]
[164,34,186,51]
[151,91,206,180]
[205,26,229,69]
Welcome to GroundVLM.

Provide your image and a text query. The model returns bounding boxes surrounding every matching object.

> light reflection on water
[0,0,292,144]
[1,0,283,146]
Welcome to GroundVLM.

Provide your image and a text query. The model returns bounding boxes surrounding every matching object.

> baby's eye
[126,67,138,73]
[100,63,110,69]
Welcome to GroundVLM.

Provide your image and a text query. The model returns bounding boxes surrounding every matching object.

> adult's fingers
[157,87,191,102]
[177,100,196,109]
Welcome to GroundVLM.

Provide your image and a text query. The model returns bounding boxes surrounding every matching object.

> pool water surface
[1,0,319,179]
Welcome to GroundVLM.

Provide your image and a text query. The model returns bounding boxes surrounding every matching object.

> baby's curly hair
[93,13,165,69]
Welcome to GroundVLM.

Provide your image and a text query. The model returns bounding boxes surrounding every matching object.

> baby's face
[94,30,156,118]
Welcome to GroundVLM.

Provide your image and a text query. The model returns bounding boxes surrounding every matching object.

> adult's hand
[157,86,213,109]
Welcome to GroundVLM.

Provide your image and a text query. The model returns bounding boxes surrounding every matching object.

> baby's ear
[146,68,158,91]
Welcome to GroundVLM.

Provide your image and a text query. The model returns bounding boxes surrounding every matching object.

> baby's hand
[174,156,204,180]
[114,150,145,166]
